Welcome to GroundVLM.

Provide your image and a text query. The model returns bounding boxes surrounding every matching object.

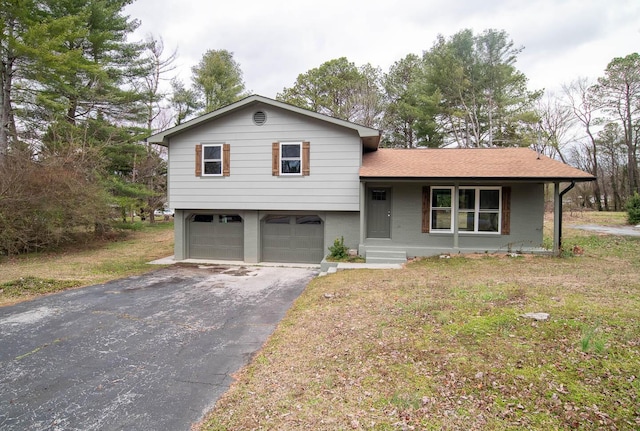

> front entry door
[367,188,391,238]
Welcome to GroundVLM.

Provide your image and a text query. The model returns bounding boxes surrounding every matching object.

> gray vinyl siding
[166,103,362,211]
[324,212,360,252]
[361,182,545,256]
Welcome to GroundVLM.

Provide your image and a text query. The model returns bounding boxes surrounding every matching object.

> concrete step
[365,249,407,264]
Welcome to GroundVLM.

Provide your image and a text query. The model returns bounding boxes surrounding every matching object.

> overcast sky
[124,0,640,98]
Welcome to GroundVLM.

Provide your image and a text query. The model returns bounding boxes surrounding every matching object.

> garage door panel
[262,215,324,263]
[189,214,243,260]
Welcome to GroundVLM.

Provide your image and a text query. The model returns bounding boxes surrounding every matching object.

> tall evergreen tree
[0,0,41,156]
[169,78,200,125]
[277,57,384,127]
[381,54,425,147]
[416,29,541,147]
[191,49,246,113]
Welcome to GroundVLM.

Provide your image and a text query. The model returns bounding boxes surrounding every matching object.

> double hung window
[202,144,223,176]
[196,143,230,177]
[431,187,454,231]
[272,141,310,176]
[280,143,302,175]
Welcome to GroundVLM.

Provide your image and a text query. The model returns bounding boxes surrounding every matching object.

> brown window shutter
[302,141,310,176]
[422,186,431,233]
[272,142,280,176]
[501,186,511,235]
[223,143,230,176]
[195,144,202,176]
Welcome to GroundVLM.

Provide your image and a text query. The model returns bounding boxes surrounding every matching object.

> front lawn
[201,212,640,430]
[0,221,174,306]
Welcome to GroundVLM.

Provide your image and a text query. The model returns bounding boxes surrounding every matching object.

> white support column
[453,183,459,250]
[359,181,366,254]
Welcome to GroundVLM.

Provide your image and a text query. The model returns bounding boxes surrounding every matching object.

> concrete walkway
[149,256,404,276]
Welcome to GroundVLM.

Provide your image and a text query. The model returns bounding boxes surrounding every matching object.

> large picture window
[430,187,501,233]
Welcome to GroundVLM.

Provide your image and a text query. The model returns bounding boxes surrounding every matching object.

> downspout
[556,181,576,255]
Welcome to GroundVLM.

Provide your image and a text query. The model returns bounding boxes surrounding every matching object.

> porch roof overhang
[359,148,596,183]
[359,176,596,183]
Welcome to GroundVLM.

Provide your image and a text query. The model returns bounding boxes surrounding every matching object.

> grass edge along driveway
[0,222,174,307]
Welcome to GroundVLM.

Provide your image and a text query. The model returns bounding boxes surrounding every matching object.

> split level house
[147,95,595,265]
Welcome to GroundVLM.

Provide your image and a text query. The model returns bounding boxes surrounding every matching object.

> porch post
[359,181,366,253]
[453,183,459,250]
[553,182,561,255]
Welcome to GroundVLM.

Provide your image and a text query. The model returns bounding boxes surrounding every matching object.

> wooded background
[1,1,638,254]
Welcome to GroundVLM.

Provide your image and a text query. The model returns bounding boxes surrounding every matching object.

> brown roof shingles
[360,148,595,181]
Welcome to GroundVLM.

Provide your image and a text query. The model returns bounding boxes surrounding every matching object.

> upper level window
[272,141,310,177]
[202,144,223,176]
[280,142,302,175]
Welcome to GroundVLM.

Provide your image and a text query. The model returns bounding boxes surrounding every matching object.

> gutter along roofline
[359,176,596,183]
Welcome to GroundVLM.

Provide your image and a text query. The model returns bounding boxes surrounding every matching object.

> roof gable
[147,95,381,150]
[360,148,595,182]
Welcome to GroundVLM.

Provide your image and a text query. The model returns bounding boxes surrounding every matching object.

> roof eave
[359,176,597,183]
[146,94,381,148]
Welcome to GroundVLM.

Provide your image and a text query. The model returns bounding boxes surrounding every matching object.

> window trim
[202,143,223,176]
[272,141,310,176]
[430,187,454,233]
[196,143,230,177]
[279,142,302,176]
[429,186,502,234]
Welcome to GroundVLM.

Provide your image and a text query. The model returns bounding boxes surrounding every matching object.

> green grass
[0,277,82,297]
[0,221,174,305]
[200,216,640,431]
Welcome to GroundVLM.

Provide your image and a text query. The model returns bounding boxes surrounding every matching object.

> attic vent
[253,110,267,126]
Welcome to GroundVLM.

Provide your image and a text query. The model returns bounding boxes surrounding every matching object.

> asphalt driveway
[0,264,317,430]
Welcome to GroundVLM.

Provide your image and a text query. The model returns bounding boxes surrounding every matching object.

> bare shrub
[0,146,111,255]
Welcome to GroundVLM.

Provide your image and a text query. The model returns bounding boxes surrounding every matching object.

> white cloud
[125,0,640,98]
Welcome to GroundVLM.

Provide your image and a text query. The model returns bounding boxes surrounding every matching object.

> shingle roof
[360,148,595,181]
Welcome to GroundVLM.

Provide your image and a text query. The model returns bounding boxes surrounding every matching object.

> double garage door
[188,214,324,263]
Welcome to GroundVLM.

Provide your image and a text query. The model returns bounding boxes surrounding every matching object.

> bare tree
[139,35,177,134]
[597,123,627,210]
[535,92,576,162]
[593,53,640,195]
[563,78,603,210]
[134,35,176,222]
